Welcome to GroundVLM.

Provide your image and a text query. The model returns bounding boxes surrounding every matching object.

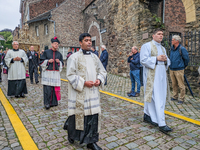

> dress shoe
[20,93,25,98]
[159,125,172,133]
[15,95,20,98]
[45,104,50,110]
[127,90,132,94]
[143,114,158,127]
[171,97,177,101]
[31,81,33,84]
[177,101,184,105]
[87,143,102,150]
[68,137,74,144]
[143,113,151,123]
[36,81,39,84]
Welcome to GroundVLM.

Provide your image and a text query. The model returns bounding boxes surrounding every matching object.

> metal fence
[162,30,200,66]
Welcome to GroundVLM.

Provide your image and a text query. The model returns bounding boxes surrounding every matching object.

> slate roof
[27,10,51,24]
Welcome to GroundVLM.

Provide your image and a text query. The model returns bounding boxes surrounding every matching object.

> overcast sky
[0,0,21,31]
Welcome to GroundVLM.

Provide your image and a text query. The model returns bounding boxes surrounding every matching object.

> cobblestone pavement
[0,71,200,150]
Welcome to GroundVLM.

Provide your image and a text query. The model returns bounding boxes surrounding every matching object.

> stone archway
[88,21,103,54]
[181,0,196,23]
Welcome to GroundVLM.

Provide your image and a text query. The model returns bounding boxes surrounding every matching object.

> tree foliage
[0,31,13,50]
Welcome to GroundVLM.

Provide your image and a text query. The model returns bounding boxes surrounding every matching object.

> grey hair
[172,35,181,43]
[132,46,138,51]
[101,45,106,49]
[12,41,19,45]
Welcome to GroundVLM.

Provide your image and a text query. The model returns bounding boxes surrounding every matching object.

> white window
[36,26,39,36]
[44,24,48,35]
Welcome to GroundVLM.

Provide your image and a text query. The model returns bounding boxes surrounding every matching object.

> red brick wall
[29,0,65,19]
[164,0,186,35]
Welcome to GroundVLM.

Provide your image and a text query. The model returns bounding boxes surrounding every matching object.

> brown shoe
[127,90,132,94]
[134,93,140,97]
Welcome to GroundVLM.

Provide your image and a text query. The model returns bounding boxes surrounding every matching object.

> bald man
[27,46,39,84]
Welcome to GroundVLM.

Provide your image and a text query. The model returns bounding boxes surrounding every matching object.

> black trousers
[29,66,38,83]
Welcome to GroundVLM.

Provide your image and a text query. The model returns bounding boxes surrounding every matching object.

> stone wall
[83,0,108,53]
[51,0,85,47]
[28,20,54,50]
[106,0,159,77]
[29,0,65,19]
[164,0,186,36]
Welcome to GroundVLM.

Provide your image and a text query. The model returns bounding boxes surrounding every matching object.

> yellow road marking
[0,89,38,150]
[61,78,200,126]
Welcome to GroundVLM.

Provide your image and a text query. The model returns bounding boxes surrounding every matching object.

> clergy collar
[13,49,19,51]
[81,49,91,55]
[152,40,161,46]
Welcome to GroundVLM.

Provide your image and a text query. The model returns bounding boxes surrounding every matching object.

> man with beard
[140,29,172,133]
[40,37,63,110]
[66,33,107,150]
[5,41,28,98]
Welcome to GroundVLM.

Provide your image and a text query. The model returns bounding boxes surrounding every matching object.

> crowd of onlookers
[127,34,189,105]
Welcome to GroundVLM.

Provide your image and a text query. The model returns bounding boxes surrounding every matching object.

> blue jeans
[130,70,140,93]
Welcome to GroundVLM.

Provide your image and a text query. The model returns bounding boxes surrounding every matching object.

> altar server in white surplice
[65,33,107,150]
[5,41,28,98]
[140,29,172,133]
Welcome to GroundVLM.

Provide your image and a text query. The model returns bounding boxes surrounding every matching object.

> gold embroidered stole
[144,41,170,102]
[75,50,101,131]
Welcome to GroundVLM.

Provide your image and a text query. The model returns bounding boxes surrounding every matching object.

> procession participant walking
[40,37,63,110]
[140,29,172,133]
[27,46,39,84]
[66,33,107,150]
[5,41,28,98]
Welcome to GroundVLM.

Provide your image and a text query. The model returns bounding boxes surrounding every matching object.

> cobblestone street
[0,70,200,150]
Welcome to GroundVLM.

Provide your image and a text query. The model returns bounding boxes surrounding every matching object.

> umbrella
[184,74,194,97]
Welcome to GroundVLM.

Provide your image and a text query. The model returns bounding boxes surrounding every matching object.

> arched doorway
[88,21,102,55]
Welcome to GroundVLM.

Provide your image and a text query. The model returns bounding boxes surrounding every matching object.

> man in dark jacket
[90,46,99,57]
[100,45,108,85]
[127,46,141,97]
[27,46,39,84]
[170,35,189,104]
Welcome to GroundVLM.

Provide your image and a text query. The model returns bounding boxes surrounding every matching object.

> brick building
[17,0,200,74]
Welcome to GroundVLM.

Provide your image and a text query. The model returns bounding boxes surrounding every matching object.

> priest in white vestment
[5,41,28,98]
[66,33,107,150]
[140,29,172,133]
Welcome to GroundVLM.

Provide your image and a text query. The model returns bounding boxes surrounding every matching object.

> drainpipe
[48,14,55,37]
[163,0,165,23]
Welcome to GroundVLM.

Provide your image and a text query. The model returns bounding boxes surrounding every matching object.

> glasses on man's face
[13,44,19,45]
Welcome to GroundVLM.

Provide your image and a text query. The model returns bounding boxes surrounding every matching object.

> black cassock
[65,114,99,144]
[27,51,39,83]
[40,49,63,107]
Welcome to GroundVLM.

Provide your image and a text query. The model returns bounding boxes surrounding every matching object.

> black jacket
[40,49,63,71]
[27,51,39,70]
